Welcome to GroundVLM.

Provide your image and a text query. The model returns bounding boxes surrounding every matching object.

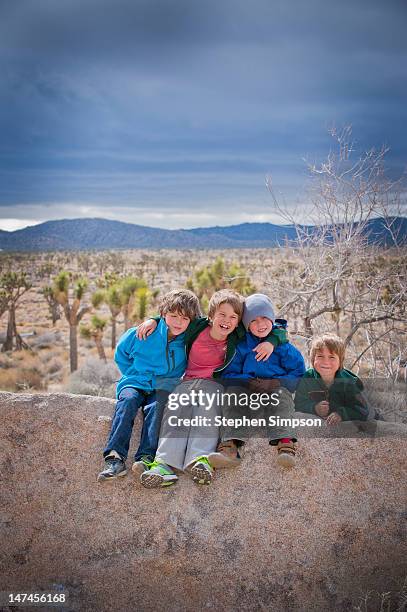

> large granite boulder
[1,391,406,611]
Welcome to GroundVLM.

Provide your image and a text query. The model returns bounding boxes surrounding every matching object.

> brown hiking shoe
[276,439,296,468]
[208,440,241,469]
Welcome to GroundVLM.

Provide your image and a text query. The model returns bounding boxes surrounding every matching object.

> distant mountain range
[0,217,406,251]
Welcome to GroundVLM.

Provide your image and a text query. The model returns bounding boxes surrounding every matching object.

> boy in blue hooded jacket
[209,294,305,468]
[97,289,201,482]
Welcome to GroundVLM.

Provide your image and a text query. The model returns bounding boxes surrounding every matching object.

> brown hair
[208,289,244,321]
[159,289,201,320]
[310,333,345,369]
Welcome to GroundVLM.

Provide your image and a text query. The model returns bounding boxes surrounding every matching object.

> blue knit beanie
[242,294,275,331]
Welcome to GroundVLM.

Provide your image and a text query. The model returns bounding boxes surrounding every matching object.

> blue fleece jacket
[114,318,186,397]
[222,332,306,392]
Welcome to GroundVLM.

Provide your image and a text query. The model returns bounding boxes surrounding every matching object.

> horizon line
[1,215,405,234]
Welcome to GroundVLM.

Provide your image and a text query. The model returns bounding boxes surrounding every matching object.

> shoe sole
[97,469,127,482]
[140,472,178,489]
[190,464,212,485]
[277,452,296,468]
[208,452,241,469]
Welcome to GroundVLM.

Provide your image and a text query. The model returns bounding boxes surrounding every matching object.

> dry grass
[0,362,45,391]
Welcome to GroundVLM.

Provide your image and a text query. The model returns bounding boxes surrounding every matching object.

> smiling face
[210,302,240,341]
[313,346,341,383]
[248,316,273,338]
[164,311,190,338]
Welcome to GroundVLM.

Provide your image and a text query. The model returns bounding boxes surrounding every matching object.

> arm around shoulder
[265,327,288,347]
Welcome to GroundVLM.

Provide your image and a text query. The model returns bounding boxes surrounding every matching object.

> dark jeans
[103,387,167,461]
[220,385,297,445]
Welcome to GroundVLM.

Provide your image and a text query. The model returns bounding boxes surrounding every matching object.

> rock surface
[1,391,406,612]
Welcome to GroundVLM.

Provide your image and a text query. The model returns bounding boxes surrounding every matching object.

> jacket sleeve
[222,342,248,379]
[114,327,138,375]
[335,378,370,421]
[264,328,288,347]
[276,345,306,393]
[294,375,317,414]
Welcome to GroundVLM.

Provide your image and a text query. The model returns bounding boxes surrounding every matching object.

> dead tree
[265,126,406,375]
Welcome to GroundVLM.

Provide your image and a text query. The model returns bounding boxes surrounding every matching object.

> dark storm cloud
[0,0,406,227]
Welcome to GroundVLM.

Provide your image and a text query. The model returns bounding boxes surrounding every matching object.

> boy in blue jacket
[209,293,305,468]
[97,289,201,482]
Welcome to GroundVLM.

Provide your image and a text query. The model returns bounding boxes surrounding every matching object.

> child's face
[313,346,340,380]
[210,303,240,340]
[164,311,190,337]
[248,316,273,338]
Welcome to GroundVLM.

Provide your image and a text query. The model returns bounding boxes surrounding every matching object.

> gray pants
[155,379,222,471]
[220,385,297,444]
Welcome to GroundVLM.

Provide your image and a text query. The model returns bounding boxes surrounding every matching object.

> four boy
[98,285,378,486]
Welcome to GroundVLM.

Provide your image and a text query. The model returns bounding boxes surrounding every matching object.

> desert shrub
[46,357,64,375]
[16,367,45,391]
[0,353,13,369]
[0,365,46,391]
[39,349,60,365]
[363,379,407,424]
[12,350,36,363]
[66,357,118,398]
[47,369,64,383]
[0,369,18,391]
[0,349,46,392]
[31,331,61,350]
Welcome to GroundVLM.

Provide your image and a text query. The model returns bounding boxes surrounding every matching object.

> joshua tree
[52,271,90,372]
[187,256,255,312]
[80,315,108,362]
[132,286,151,323]
[92,285,122,349]
[0,289,8,319]
[95,272,119,290]
[0,272,32,352]
[42,286,62,325]
[119,276,148,330]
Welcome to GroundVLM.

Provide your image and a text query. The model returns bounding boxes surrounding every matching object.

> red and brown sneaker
[276,439,297,468]
[208,440,241,469]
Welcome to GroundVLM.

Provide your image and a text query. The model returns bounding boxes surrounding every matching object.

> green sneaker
[190,456,213,485]
[132,455,154,476]
[140,460,178,488]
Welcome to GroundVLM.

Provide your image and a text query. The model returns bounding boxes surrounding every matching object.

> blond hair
[208,289,244,321]
[310,333,345,369]
[159,289,201,320]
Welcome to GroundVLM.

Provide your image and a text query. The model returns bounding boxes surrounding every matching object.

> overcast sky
[0,0,406,230]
